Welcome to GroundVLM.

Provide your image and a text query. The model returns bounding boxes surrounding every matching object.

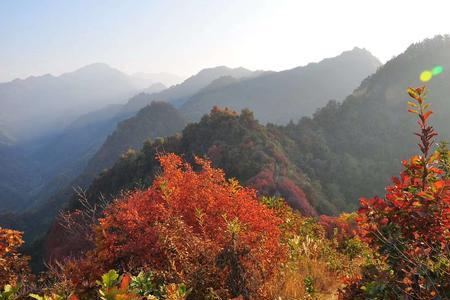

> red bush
[69,154,286,298]
[353,86,450,299]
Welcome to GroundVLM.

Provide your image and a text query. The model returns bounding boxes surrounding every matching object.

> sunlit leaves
[0,228,30,287]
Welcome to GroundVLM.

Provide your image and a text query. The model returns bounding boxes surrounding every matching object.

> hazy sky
[1,0,450,82]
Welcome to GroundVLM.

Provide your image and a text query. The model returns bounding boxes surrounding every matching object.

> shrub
[0,228,30,287]
[68,154,286,299]
[343,86,450,299]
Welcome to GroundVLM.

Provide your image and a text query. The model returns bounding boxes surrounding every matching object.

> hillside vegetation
[2,85,450,299]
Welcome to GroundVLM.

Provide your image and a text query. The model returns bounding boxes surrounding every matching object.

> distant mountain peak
[63,63,125,78]
[195,66,252,76]
[76,62,114,70]
[122,65,260,112]
[180,66,255,89]
[142,82,167,94]
[329,47,381,65]
[199,76,238,93]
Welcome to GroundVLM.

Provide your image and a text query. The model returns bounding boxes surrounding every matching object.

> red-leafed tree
[68,153,286,299]
[343,87,450,299]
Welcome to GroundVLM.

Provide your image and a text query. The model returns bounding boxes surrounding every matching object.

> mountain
[26,101,185,210]
[0,64,167,213]
[0,64,154,212]
[0,104,126,213]
[1,101,188,248]
[0,65,243,214]
[81,101,187,181]
[121,66,258,113]
[132,72,184,87]
[142,82,167,94]
[59,108,334,219]
[180,48,381,124]
[10,36,450,267]
[0,63,150,141]
[2,36,450,277]
[278,35,450,211]
[6,62,248,214]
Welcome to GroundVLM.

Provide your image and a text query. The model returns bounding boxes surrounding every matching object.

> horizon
[2,0,450,82]
[0,46,378,84]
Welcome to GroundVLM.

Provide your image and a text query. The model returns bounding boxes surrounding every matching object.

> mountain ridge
[180,48,381,124]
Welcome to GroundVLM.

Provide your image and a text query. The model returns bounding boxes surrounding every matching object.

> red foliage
[358,87,450,249]
[248,167,276,193]
[277,177,317,216]
[69,154,286,297]
[249,166,317,216]
[318,214,357,240]
[355,86,450,298]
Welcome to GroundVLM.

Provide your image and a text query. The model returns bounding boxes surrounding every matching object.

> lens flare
[420,66,444,82]
[432,66,444,76]
[420,70,433,82]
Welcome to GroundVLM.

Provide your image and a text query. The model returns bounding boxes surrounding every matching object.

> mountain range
[5,37,450,269]
[180,47,381,124]
[0,63,157,142]
[0,65,263,213]
[35,35,450,264]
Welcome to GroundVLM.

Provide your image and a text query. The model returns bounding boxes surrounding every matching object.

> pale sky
[1,0,450,82]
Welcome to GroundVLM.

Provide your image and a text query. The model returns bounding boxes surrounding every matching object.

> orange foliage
[69,153,286,298]
[0,227,30,286]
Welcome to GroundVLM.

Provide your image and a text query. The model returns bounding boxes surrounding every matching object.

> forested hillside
[81,101,187,182]
[65,108,330,215]
[42,107,330,263]
[280,35,450,211]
